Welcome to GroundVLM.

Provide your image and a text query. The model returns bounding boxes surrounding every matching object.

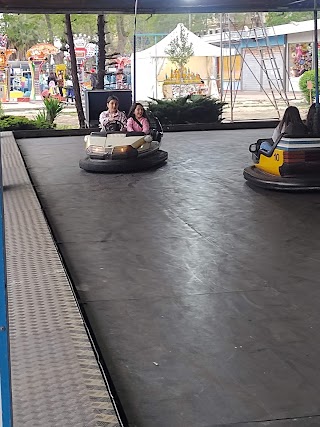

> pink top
[127,117,150,134]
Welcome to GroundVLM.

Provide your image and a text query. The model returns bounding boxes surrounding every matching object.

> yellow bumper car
[243,133,320,190]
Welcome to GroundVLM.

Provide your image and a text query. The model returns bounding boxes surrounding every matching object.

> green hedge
[299,70,320,103]
[147,96,226,125]
[0,115,53,131]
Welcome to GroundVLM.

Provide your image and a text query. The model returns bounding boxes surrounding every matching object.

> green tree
[49,14,98,40]
[1,12,221,59]
[116,16,129,54]
[0,13,99,59]
[132,13,218,52]
[299,69,320,103]
[165,25,194,95]
[266,12,313,27]
[1,14,43,59]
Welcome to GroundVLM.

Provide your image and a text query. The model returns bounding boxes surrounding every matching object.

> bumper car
[243,133,320,191]
[79,115,168,173]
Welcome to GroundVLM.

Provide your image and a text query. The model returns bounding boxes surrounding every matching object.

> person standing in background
[39,72,46,94]
[57,71,64,97]
[90,68,97,90]
[65,76,74,103]
[48,71,58,95]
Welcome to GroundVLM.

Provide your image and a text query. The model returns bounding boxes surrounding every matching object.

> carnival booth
[133,23,230,101]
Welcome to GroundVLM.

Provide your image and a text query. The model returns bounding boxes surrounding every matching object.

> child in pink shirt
[127,103,150,134]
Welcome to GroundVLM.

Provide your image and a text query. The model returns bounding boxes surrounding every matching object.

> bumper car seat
[147,111,163,142]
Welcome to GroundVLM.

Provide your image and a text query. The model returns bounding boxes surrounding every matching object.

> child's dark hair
[107,95,119,105]
[279,106,304,129]
[128,102,147,119]
[306,103,320,135]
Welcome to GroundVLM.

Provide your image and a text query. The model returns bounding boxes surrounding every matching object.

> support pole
[133,0,138,103]
[220,13,224,101]
[314,3,319,108]
[314,1,320,133]
[155,36,158,99]
[228,14,234,122]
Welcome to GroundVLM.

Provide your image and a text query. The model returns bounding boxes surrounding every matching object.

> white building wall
[288,31,320,44]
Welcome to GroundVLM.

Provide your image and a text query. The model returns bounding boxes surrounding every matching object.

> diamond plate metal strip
[2,132,120,427]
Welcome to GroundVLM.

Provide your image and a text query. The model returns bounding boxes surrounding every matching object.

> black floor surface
[18,130,320,427]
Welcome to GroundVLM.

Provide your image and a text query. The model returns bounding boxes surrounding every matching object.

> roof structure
[201,18,320,44]
[0,0,316,14]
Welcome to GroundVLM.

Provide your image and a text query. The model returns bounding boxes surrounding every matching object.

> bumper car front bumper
[79,149,168,173]
[244,166,320,191]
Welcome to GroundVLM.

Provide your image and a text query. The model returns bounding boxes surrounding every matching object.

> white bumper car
[79,117,168,173]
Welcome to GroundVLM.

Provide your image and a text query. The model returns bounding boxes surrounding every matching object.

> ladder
[251,13,290,117]
[224,14,284,119]
[221,12,293,120]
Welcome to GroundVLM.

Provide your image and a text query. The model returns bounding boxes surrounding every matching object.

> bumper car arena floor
[19,130,320,427]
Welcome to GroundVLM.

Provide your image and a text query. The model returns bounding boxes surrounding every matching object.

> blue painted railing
[0,138,12,427]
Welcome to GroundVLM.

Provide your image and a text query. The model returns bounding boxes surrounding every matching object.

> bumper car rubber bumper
[244,166,320,191]
[79,149,168,173]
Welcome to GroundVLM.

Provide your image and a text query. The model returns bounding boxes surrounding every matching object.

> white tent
[132,23,232,101]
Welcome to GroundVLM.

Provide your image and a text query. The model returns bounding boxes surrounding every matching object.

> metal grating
[1,132,120,427]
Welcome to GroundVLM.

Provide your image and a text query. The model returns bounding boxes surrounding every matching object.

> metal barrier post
[0,136,12,427]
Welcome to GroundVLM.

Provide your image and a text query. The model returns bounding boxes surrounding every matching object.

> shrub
[147,96,226,125]
[0,115,39,131]
[34,110,54,129]
[299,70,320,103]
[32,97,63,129]
[43,97,63,124]
[0,115,55,131]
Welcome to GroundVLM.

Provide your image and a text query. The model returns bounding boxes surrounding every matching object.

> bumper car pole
[133,0,138,103]
[313,1,320,134]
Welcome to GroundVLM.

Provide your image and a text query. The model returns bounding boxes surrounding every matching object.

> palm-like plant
[35,97,63,128]
[43,97,63,124]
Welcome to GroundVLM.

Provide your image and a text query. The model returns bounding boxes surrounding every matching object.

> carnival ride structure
[26,43,59,100]
[0,34,16,102]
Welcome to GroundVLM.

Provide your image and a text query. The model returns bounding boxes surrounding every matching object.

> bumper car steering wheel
[105,120,125,132]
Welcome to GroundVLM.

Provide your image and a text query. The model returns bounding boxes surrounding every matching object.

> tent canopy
[138,23,231,59]
[0,0,316,14]
[134,24,225,100]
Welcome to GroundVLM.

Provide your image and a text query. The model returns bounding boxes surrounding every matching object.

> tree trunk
[53,51,65,66]
[179,65,183,97]
[105,17,113,53]
[65,14,85,128]
[44,15,55,69]
[97,14,106,90]
[44,15,54,43]
[116,15,127,54]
